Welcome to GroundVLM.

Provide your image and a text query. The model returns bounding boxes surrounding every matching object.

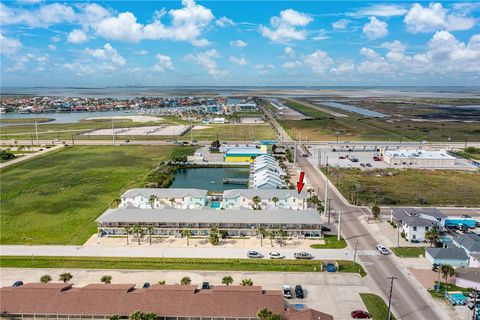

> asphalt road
[296,155,444,320]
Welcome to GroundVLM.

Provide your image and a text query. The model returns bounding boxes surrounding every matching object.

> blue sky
[1,0,479,87]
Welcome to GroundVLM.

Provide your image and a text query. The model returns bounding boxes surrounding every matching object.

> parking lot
[307,145,475,170]
[0,268,372,320]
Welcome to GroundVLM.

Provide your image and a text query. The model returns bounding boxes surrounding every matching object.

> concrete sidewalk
[0,245,377,260]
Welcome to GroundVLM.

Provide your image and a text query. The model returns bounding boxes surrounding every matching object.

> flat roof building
[1,283,332,319]
[224,147,268,163]
[382,149,455,167]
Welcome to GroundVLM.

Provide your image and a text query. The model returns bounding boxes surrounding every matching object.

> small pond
[170,167,250,191]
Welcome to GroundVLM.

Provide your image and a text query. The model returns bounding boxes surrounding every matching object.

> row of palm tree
[257,308,283,320]
[148,195,177,208]
[40,273,73,283]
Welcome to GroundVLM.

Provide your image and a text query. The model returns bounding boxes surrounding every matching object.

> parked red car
[351,310,371,319]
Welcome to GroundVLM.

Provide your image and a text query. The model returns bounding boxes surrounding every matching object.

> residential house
[455,268,480,290]
[451,234,480,256]
[425,247,469,267]
[469,254,480,268]
[390,208,445,242]
[120,188,207,209]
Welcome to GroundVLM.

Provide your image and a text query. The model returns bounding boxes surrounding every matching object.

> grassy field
[0,117,54,124]
[191,124,275,141]
[279,99,405,141]
[391,247,425,258]
[276,99,480,142]
[0,145,181,244]
[359,293,396,320]
[451,147,480,161]
[0,256,365,275]
[310,235,347,249]
[323,168,480,207]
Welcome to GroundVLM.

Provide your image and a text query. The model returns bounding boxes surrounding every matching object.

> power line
[387,276,398,320]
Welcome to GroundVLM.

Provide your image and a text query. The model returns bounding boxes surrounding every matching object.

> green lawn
[391,247,426,258]
[0,145,178,244]
[0,256,365,275]
[359,293,396,320]
[323,168,480,207]
[310,235,347,249]
[428,282,472,300]
[191,124,276,141]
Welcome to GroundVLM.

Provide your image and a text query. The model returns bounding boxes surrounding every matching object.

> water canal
[170,167,250,192]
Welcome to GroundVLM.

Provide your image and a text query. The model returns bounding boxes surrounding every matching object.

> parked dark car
[321,226,331,232]
[202,282,210,289]
[12,281,23,287]
[432,263,440,271]
[351,310,371,319]
[143,282,150,289]
[295,285,304,299]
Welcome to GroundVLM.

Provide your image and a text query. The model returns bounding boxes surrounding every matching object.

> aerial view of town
[0,1,479,320]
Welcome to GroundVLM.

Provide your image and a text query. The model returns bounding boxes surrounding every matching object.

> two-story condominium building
[250,155,285,189]
[223,189,308,210]
[120,188,208,209]
[390,208,446,242]
[451,234,480,256]
[97,207,322,238]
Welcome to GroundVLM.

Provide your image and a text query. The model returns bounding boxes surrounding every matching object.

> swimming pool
[210,202,221,209]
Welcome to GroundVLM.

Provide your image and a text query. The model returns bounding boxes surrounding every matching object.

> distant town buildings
[382,149,456,167]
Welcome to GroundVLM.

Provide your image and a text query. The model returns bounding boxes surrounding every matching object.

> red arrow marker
[297,171,305,193]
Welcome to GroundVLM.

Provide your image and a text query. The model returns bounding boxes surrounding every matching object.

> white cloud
[254,63,275,75]
[0,34,22,55]
[152,54,173,72]
[304,50,334,74]
[312,29,330,41]
[50,35,61,42]
[135,50,149,55]
[363,16,388,40]
[216,16,235,27]
[260,9,313,43]
[0,2,75,27]
[284,46,295,57]
[67,29,88,44]
[95,12,143,43]
[229,56,247,65]
[4,52,49,73]
[330,62,355,75]
[185,49,226,76]
[358,32,480,74]
[332,19,349,30]
[350,4,407,17]
[230,40,247,48]
[85,43,126,66]
[282,60,302,69]
[404,3,476,33]
[48,44,57,51]
[16,0,44,4]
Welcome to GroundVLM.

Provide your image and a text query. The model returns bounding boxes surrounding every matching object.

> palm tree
[148,195,157,208]
[59,272,73,283]
[182,228,193,246]
[271,197,279,207]
[133,224,142,245]
[40,274,52,283]
[257,226,267,247]
[110,315,120,320]
[169,198,176,207]
[316,203,325,215]
[269,314,283,320]
[241,278,253,286]
[371,205,381,220]
[277,228,286,247]
[268,231,275,247]
[158,280,166,285]
[257,308,273,320]
[441,264,455,284]
[308,195,320,206]
[129,311,143,320]
[209,227,220,246]
[222,276,234,286]
[252,196,261,210]
[143,313,157,320]
[180,276,191,285]
[307,188,313,196]
[101,275,112,284]
[124,226,131,245]
[147,226,154,245]
[425,228,440,247]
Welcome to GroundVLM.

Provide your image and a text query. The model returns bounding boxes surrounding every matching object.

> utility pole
[337,211,342,241]
[397,221,400,248]
[111,118,116,146]
[324,178,328,214]
[436,265,442,293]
[327,198,332,223]
[472,288,477,320]
[190,119,193,144]
[387,276,398,320]
[71,133,75,146]
[34,119,39,145]
[30,134,34,147]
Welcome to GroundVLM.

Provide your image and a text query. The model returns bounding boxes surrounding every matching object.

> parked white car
[376,245,390,255]
[269,252,285,259]
[282,285,292,299]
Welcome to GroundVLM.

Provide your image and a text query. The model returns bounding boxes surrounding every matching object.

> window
[412,234,416,239]
[425,227,429,231]
[413,226,417,231]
